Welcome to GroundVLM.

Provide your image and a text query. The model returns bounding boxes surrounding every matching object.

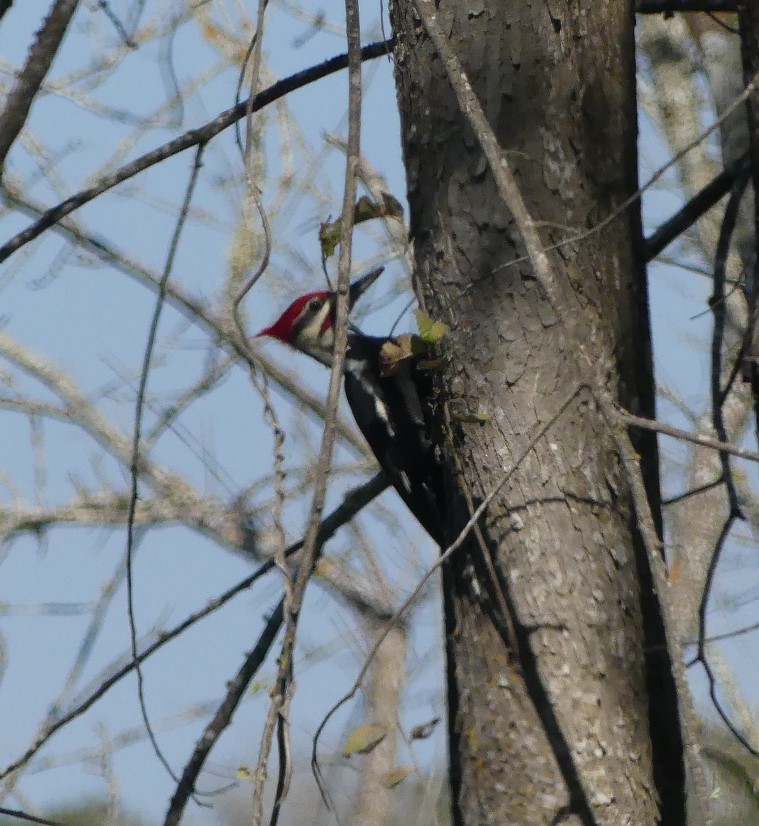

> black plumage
[343,334,446,545]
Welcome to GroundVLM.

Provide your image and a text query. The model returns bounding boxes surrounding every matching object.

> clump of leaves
[379,310,448,376]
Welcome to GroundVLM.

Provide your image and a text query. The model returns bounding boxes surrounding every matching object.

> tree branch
[125,144,207,791]
[0,187,374,458]
[644,152,750,261]
[0,473,388,784]
[619,408,759,462]
[709,163,751,517]
[636,1,738,11]
[0,39,393,265]
[163,599,284,826]
[0,0,80,174]
[254,3,365,822]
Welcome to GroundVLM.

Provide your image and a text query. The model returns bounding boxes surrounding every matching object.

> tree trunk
[390,1,686,823]
[739,5,759,437]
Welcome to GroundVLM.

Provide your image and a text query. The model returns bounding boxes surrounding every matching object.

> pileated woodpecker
[256,267,445,544]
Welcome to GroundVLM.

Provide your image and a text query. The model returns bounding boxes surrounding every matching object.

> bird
[256,267,445,544]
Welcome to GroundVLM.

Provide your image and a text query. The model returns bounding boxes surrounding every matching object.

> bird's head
[256,266,384,365]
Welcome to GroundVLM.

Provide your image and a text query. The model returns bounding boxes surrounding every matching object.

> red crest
[256,291,330,342]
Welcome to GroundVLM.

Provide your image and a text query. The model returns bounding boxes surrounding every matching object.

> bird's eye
[307,298,321,312]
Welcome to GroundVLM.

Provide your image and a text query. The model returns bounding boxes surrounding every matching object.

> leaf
[414,309,448,344]
[381,765,414,788]
[354,195,381,222]
[319,192,404,259]
[355,192,404,223]
[380,191,405,219]
[410,717,440,740]
[342,722,388,757]
[380,334,416,376]
[318,219,342,260]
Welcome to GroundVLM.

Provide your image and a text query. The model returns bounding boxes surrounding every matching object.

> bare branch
[0,808,66,826]
[255,3,364,822]
[0,0,80,174]
[709,163,751,517]
[0,39,393,265]
[692,514,759,758]
[126,144,206,789]
[644,152,750,261]
[636,1,738,10]
[619,408,759,463]
[163,599,284,826]
[0,473,387,784]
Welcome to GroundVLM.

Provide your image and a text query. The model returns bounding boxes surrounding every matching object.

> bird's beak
[348,266,384,309]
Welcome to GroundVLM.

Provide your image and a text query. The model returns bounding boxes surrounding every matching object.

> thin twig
[0,40,394,265]
[126,144,206,788]
[661,477,723,506]
[255,3,364,822]
[225,15,294,814]
[229,6,289,718]
[644,152,750,261]
[96,0,137,48]
[694,618,759,646]
[232,0,274,332]
[709,165,751,518]
[694,515,759,757]
[0,808,66,826]
[0,473,387,783]
[163,600,284,826]
[619,409,759,463]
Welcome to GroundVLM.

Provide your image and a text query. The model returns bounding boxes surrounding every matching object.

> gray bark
[390,1,686,823]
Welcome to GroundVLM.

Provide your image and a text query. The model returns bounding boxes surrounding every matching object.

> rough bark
[739,5,759,438]
[390,1,685,824]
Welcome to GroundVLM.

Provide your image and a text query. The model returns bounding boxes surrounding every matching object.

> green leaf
[342,722,388,757]
[318,219,341,259]
[414,309,448,344]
